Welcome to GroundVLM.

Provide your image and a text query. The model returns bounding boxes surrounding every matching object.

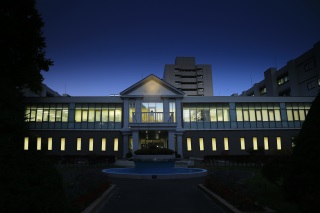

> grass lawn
[203,165,301,213]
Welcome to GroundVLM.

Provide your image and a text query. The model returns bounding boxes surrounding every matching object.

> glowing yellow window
[264,137,269,150]
[24,137,29,150]
[253,137,258,150]
[211,138,216,151]
[224,138,229,150]
[89,138,94,151]
[60,138,65,151]
[77,138,81,151]
[276,137,282,150]
[187,138,192,151]
[114,138,119,151]
[240,138,245,150]
[37,137,41,150]
[48,138,52,151]
[199,138,204,151]
[101,138,106,151]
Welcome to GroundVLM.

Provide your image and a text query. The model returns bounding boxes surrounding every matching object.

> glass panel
[262,110,268,121]
[183,109,190,122]
[102,109,108,122]
[95,110,101,122]
[210,108,217,121]
[287,109,293,121]
[256,110,262,121]
[268,111,275,121]
[49,109,55,122]
[293,110,299,121]
[299,110,305,121]
[223,108,229,121]
[236,109,243,121]
[274,110,281,121]
[82,110,88,122]
[88,109,95,122]
[75,110,81,122]
[243,110,249,121]
[249,109,256,121]
[115,109,122,122]
[217,109,223,121]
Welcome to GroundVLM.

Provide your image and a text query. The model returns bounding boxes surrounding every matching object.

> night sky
[36,0,320,96]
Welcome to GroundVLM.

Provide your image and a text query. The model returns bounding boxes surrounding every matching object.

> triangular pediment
[120,74,184,96]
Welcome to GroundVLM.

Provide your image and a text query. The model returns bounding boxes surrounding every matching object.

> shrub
[134,147,175,155]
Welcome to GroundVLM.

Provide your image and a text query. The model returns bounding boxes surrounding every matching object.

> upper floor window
[286,103,311,121]
[25,104,69,122]
[236,103,281,122]
[75,104,122,123]
[259,87,266,95]
[277,75,289,85]
[183,103,230,122]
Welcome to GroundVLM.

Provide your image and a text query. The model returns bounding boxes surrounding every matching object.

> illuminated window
[101,138,106,151]
[240,138,245,150]
[253,137,258,150]
[276,137,282,150]
[25,104,68,122]
[89,138,94,151]
[114,138,118,151]
[211,138,217,151]
[264,137,269,150]
[277,75,289,85]
[199,138,204,151]
[224,138,229,150]
[260,87,266,95]
[48,138,52,150]
[77,138,81,151]
[24,137,29,150]
[37,137,41,150]
[187,138,192,151]
[60,138,65,151]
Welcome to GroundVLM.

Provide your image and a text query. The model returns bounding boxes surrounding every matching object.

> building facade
[23,74,314,158]
[241,41,320,97]
[163,57,213,96]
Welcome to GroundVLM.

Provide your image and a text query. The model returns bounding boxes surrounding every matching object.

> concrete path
[94,177,227,213]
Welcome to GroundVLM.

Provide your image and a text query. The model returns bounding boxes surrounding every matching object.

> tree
[283,92,320,213]
[0,0,68,211]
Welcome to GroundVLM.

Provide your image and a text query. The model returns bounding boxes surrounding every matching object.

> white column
[176,98,182,129]
[122,134,129,158]
[132,131,139,152]
[176,134,183,158]
[135,98,142,123]
[123,98,129,128]
[162,98,169,122]
[168,131,175,150]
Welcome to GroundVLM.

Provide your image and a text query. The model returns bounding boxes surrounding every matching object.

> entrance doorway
[139,130,168,149]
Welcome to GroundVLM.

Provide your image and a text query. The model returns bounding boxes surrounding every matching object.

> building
[22,83,61,97]
[163,57,213,96]
[241,41,320,97]
[23,74,314,159]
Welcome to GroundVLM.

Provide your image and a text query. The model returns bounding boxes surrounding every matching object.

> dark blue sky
[36,0,320,96]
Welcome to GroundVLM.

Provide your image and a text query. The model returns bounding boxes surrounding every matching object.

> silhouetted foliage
[0,0,68,211]
[283,92,320,213]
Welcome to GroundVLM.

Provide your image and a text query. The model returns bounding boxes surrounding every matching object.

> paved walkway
[95,177,227,213]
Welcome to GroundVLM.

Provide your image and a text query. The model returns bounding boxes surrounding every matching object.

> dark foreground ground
[95,177,227,213]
